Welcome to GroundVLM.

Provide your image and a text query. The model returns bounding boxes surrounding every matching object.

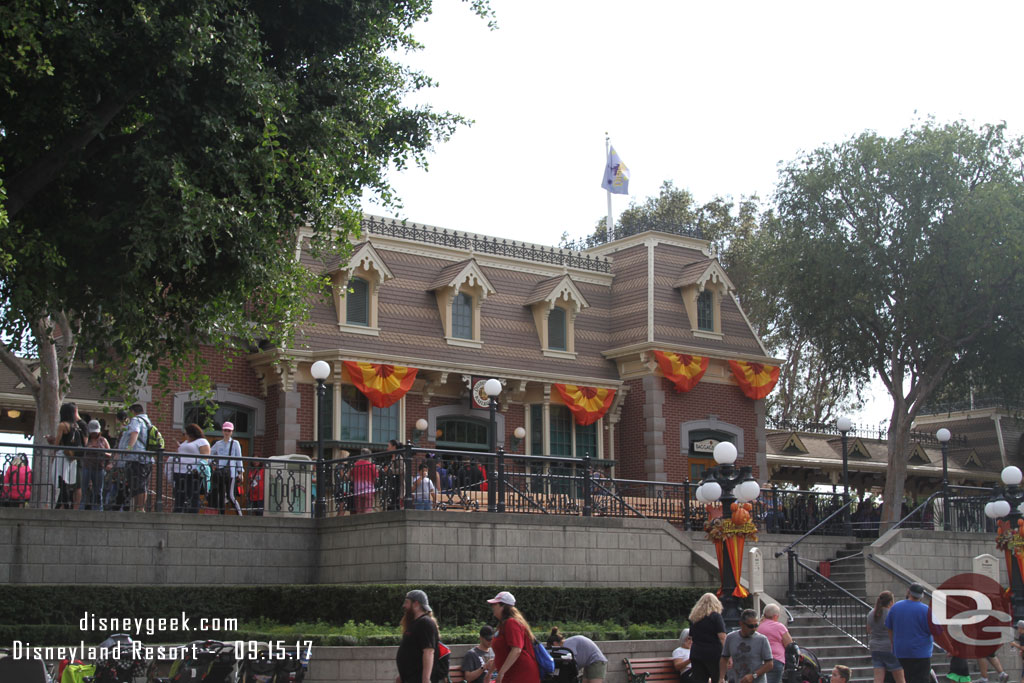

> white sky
[360,0,1024,428]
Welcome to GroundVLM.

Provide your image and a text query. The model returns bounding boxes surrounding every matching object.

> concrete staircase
[786,541,953,683]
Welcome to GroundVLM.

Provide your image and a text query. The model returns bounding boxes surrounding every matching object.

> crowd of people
[0,402,267,514]
[395,589,609,683]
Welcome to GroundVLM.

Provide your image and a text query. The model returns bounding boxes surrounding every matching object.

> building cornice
[248,348,622,390]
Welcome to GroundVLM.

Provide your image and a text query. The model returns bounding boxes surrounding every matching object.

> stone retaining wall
[306,639,679,683]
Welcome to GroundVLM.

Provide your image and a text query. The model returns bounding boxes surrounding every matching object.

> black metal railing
[0,443,313,516]
[0,442,995,536]
[362,216,612,273]
[789,554,872,646]
[560,219,704,251]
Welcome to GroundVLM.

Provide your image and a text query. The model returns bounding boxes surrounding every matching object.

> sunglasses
[742,622,759,630]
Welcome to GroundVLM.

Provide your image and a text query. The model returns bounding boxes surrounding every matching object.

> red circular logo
[930,573,1012,658]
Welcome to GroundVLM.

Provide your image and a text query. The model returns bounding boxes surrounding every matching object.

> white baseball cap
[486,591,516,606]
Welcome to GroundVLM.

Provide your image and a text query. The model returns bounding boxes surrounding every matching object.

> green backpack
[140,415,165,450]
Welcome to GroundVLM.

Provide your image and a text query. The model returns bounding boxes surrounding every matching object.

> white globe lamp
[713,442,738,466]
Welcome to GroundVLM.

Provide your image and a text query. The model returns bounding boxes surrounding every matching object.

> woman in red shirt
[487,591,540,683]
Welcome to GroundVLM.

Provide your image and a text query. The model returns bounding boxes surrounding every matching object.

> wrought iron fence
[0,441,995,537]
[0,443,312,516]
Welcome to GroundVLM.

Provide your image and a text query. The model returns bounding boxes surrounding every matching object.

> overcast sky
[360,0,1024,428]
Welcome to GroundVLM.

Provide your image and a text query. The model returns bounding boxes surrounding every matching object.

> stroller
[544,646,579,682]
[236,643,305,683]
[162,640,237,683]
[783,643,824,683]
[87,634,153,683]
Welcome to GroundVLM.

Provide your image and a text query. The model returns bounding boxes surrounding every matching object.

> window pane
[372,402,400,444]
[347,277,369,326]
[697,290,713,331]
[452,292,473,339]
[549,405,572,457]
[548,307,567,350]
[340,385,368,441]
[437,417,489,449]
[575,421,597,458]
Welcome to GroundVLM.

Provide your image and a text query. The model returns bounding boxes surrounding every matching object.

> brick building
[0,215,781,484]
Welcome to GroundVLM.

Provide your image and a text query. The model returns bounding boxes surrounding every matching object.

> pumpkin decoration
[731,503,751,526]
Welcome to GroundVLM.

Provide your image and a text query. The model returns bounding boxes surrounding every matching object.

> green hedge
[0,585,713,645]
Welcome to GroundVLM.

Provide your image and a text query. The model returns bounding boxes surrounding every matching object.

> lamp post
[695,441,761,629]
[837,416,852,533]
[937,428,951,531]
[484,378,502,513]
[310,360,331,519]
[984,466,1024,624]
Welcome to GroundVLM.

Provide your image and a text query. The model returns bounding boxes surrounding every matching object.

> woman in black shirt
[688,592,727,683]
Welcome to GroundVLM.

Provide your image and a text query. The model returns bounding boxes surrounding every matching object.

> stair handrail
[774,498,856,558]
[791,554,872,647]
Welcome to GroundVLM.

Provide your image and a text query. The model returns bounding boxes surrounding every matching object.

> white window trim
[330,243,394,335]
[433,261,496,347]
[335,384,406,444]
[528,276,588,357]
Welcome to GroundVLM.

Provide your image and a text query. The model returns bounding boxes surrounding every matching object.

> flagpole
[605,134,613,241]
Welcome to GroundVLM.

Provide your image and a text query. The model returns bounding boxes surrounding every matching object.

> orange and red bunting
[728,360,780,400]
[553,384,616,426]
[342,361,418,409]
[653,350,709,393]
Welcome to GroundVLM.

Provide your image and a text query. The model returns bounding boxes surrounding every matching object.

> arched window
[452,292,474,340]
[183,402,253,435]
[346,277,369,326]
[436,417,490,451]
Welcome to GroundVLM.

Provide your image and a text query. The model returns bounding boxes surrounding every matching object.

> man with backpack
[121,403,159,512]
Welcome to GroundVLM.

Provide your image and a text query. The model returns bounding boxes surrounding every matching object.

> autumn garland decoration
[995,518,1024,554]
[704,502,759,542]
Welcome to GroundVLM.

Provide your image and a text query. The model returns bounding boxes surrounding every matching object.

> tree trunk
[33,326,65,508]
[880,402,913,532]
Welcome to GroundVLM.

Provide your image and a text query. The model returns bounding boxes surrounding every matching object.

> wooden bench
[623,656,680,683]
[446,664,465,682]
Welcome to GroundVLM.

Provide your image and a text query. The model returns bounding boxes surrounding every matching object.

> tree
[766,120,1024,527]
[0,1,490,494]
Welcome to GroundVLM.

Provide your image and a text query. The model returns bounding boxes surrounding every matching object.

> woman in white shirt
[673,628,693,682]
[172,423,210,513]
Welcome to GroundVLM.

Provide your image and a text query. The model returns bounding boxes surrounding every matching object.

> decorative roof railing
[560,220,705,251]
[362,216,612,273]
[919,397,1021,415]
[766,416,969,446]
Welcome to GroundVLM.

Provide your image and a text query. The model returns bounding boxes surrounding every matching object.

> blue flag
[602,146,629,194]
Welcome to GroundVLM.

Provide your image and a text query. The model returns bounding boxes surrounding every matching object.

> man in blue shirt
[885,583,934,683]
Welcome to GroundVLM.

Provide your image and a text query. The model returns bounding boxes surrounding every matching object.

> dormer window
[329,243,393,337]
[526,275,588,359]
[697,290,714,331]
[346,277,370,326]
[548,307,567,350]
[430,259,496,348]
[452,292,474,340]
[674,259,734,340]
